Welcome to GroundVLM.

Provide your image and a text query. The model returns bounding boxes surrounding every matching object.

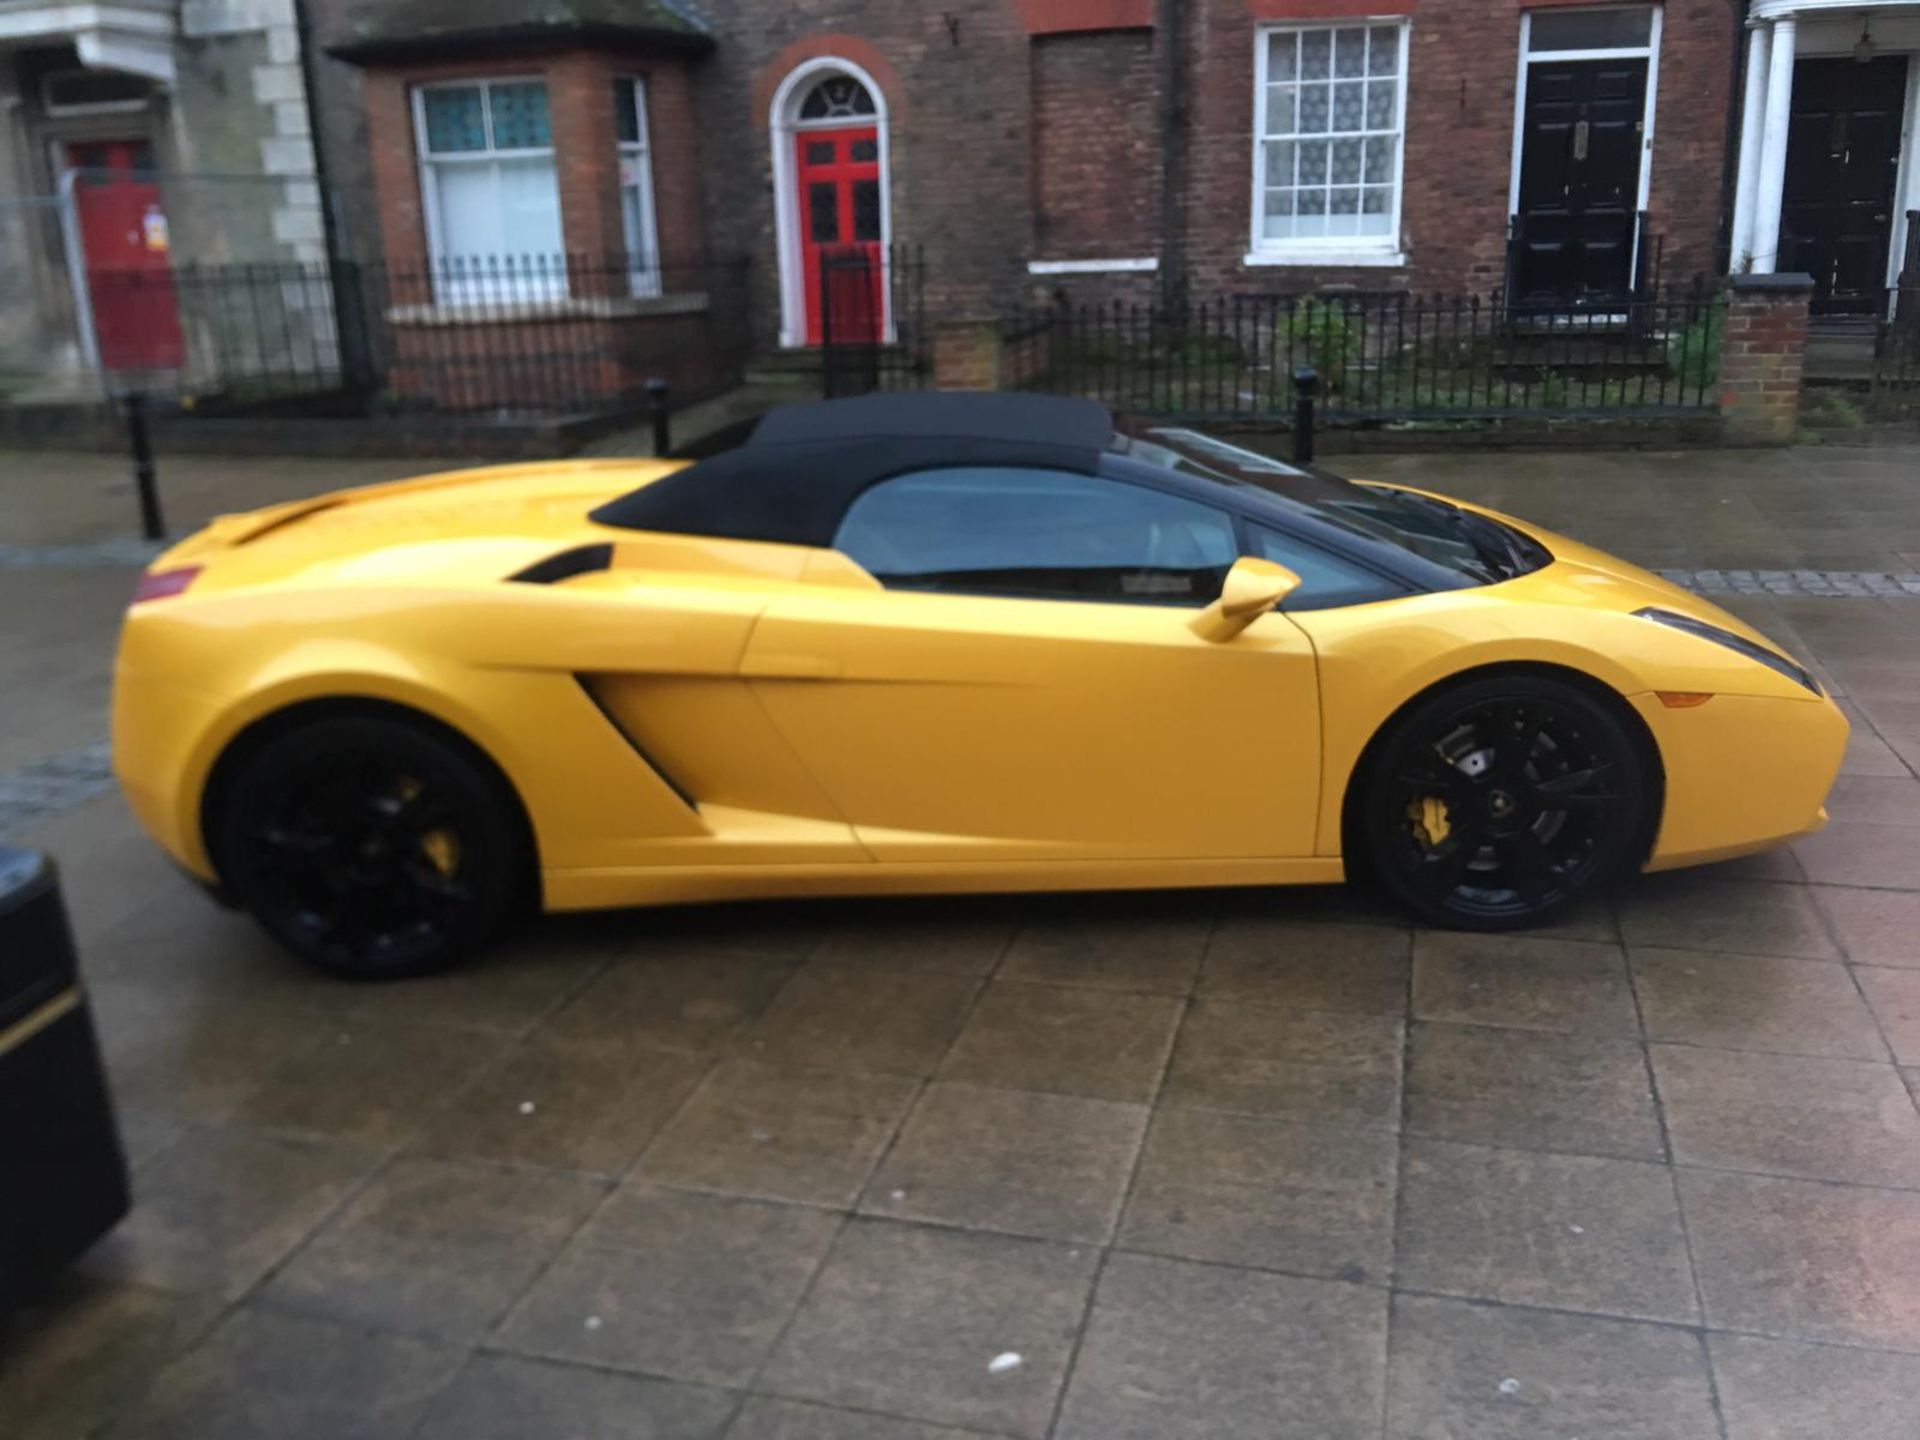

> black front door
[1781,57,1908,316]
[1514,59,1648,307]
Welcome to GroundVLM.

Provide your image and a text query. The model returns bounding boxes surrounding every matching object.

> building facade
[1729,0,1920,315]
[309,0,1787,358]
[0,0,329,384]
[9,0,1916,405]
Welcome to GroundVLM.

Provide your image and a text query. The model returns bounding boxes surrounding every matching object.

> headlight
[1634,607,1821,696]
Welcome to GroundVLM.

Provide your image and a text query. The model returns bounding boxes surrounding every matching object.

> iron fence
[61,253,755,418]
[819,243,929,398]
[1869,214,1920,422]
[1007,282,1722,423]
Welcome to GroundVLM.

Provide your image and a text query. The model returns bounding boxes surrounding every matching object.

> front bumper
[1634,690,1848,870]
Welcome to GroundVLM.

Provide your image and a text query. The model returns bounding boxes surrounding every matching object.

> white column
[1750,16,1797,274]
[1729,23,1771,271]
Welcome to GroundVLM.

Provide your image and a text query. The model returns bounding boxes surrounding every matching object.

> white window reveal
[414,79,566,302]
[1249,22,1410,266]
[615,77,663,297]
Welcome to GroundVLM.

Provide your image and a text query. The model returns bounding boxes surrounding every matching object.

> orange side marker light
[1656,691,1714,709]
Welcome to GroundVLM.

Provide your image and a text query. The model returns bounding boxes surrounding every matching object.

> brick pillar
[932,317,1006,390]
[1719,273,1814,446]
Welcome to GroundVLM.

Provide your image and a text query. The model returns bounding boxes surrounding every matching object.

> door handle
[1572,120,1590,162]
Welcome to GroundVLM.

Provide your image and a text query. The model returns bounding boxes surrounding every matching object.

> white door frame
[768,56,893,349]
[1507,5,1665,290]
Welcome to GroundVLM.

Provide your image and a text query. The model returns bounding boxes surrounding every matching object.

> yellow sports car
[112,394,1846,977]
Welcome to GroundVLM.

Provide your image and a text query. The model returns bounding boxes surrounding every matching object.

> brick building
[303,0,1919,374]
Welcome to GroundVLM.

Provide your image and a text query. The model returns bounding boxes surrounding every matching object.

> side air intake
[508,544,614,585]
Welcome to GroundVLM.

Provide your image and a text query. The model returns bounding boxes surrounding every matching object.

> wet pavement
[2,444,1919,1438]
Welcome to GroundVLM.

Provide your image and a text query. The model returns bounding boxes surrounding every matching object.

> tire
[215,715,528,979]
[1360,674,1646,931]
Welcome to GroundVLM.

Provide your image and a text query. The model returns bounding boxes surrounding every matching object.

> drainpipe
[1156,0,1187,305]
[290,0,374,396]
[1716,0,1752,274]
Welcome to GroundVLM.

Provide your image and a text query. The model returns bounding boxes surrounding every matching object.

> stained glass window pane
[422,86,486,153]
[488,83,551,149]
[1330,137,1364,185]
[1333,80,1364,130]
[1299,86,1330,134]
[1300,30,1331,80]
[1368,26,1400,75]
[1299,137,1329,182]
[1363,135,1394,183]
[1333,28,1366,78]
[1366,80,1396,129]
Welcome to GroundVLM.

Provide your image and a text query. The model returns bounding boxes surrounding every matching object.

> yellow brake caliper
[1407,795,1452,850]
[398,776,461,878]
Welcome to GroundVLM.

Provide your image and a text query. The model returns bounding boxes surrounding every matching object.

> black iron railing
[818,243,929,399]
[1870,214,1920,421]
[77,253,754,417]
[1007,282,1720,423]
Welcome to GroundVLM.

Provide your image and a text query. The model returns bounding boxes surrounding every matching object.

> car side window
[834,467,1240,606]
[1249,523,1404,611]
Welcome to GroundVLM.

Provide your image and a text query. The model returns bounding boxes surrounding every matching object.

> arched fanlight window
[797,75,876,121]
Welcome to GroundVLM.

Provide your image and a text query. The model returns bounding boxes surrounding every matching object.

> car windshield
[1112,424,1550,583]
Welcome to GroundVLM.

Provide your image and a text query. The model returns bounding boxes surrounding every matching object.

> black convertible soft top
[589,393,1116,547]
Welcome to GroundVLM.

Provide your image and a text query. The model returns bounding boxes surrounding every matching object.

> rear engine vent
[509,544,614,585]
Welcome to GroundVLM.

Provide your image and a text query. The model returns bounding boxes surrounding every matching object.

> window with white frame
[1252,22,1409,260]
[414,79,565,300]
[615,77,662,297]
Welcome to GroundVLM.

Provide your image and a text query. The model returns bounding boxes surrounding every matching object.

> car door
[740,465,1323,863]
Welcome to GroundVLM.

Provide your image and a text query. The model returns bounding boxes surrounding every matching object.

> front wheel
[1361,675,1648,930]
[216,716,528,979]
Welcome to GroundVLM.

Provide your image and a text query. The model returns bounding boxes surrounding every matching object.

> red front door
[68,139,184,371]
[796,127,884,345]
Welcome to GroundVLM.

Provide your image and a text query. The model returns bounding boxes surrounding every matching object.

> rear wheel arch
[1337,660,1666,876]
[198,696,541,900]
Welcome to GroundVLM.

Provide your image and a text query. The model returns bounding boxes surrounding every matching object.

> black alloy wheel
[1362,675,1646,929]
[218,716,526,978]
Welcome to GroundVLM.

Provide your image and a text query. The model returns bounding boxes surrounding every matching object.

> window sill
[1027,257,1160,275]
[1242,249,1408,269]
[388,292,709,326]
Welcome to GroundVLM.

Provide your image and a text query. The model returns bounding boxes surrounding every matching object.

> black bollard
[0,846,130,1303]
[1291,366,1319,467]
[646,378,671,458]
[122,391,164,541]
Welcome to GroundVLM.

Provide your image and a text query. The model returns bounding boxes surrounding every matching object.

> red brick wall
[324,0,1741,345]
[1031,30,1161,261]
[354,48,704,285]
[1183,0,1734,297]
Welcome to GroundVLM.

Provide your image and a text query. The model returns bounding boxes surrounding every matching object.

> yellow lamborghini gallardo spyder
[112,393,1846,977]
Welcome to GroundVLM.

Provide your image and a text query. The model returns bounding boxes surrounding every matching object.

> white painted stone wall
[181,0,321,263]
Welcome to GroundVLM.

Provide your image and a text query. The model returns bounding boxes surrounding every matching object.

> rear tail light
[129,566,201,605]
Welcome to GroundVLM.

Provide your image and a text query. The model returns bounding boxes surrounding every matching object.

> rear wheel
[216,716,526,978]
[1361,675,1645,930]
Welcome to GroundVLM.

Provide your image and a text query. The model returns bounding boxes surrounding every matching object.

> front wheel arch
[1337,661,1665,885]
[198,696,541,907]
